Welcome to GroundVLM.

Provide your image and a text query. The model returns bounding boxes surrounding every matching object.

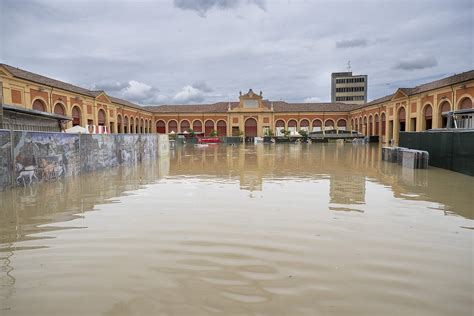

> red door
[245,118,257,137]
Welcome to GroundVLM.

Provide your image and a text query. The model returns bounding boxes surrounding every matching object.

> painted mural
[0,132,169,190]
[0,130,12,191]
[13,132,81,186]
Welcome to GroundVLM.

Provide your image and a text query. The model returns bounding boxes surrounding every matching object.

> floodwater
[0,143,473,316]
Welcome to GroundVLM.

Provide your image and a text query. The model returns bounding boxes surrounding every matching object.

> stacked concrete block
[382,147,429,169]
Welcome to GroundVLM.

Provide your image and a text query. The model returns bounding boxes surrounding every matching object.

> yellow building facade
[1,63,473,144]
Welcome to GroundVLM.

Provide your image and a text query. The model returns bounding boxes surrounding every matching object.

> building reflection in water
[1,143,473,305]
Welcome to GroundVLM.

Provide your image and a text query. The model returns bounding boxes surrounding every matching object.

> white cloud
[172,85,206,104]
[303,96,321,103]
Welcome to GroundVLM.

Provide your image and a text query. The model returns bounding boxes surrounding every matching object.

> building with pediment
[0,63,473,144]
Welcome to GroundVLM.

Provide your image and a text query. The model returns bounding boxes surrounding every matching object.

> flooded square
[0,144,473,315]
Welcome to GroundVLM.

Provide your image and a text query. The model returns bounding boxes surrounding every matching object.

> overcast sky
[1,0,472,105]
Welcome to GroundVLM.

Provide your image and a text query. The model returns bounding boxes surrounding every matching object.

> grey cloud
[192,81,213,92]
[173,0,265,16]
[394,56,438,71]
[91,80,165,105]
[336,39,368,48]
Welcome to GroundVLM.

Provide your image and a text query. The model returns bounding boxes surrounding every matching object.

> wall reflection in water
[170,144,472,219]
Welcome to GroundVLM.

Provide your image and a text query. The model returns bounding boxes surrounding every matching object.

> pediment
[391,89,409,100]
[0,66,13,77]
[95,91,112,104]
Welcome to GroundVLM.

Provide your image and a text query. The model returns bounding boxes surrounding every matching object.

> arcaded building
[0,63,473,145]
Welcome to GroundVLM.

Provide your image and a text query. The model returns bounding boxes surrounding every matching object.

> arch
[141,118,145,133]
[204,120,214,135]
[287,119,297,127]
[275,120,285,127]
[287,119,297,135]
[98,109,106,126]
[168,120,178,133]
[156,120,166,134]
[192,120,203,133]
[275,119,285,136]
[337,118,347,131]
[32,98,47,112]
[374,113,379,136]
[439,101,451,128]
[117,114,122,133]
[312,119,323,132]
[180,120,190,133]
[135,118,139,133]
[244,117,258,138]
[129,116,134,133]
[217,120,227,136]
[324,119,335,128]
[53,102,66,116]
[368,115,373,136]
[380,112,386,136]
[398,107,406,131]
[72,106,82,126]
[459,97,473,110]
[124,116,129,133]
[422,103,433,130]
[299,119,310,127]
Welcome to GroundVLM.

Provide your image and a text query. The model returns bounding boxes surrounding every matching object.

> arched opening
[300,119,309,133]
[288,119,297,135]
[32,99,46,112]
[193,120,203,133]
[312,119,322,132]
[98,109,106,126]
[217,120,227,136]
[337,119,347,131]
[398,107,406,132]
[460,97,472,110]
[156,120,166,134]
[439,101,451,128]
[275,120,285,136]
[180,120,190,133]
[124,116,129,133]
[117,115,122,133]
[54,103,65,116]
[168,120,178,133]
[363,116,368,135]
[135,118,139,133]
[381,113,386,136]
[129,117,134,133]
[368,116,373,136]
[324,119,335,131]
[374,114,379,136]
[72,106,81,126]
[245,118,258,139]
[141,119,144,133]
[204,120,214,135]
[423,104,433,130]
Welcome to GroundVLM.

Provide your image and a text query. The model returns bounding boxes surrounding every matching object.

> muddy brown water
[0,143,473,316]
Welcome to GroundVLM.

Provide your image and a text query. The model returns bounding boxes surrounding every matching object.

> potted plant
[263,128,274,143]
[210,130,218,137]
[298,129,308,142]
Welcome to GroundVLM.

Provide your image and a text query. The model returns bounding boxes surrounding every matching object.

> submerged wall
[0,130,169,190]
[399,130,474,176]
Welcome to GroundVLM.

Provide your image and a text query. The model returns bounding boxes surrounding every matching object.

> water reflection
[0,143,473,315]
[170,144,473,218]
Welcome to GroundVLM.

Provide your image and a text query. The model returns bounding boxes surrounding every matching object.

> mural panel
[13,132,81,186]
[1,132,168,190]
[0,130,12,191]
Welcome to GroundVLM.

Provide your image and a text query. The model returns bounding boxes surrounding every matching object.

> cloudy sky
[1,0,472,105]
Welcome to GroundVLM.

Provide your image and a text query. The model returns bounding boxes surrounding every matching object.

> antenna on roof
[347,60,351,72]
